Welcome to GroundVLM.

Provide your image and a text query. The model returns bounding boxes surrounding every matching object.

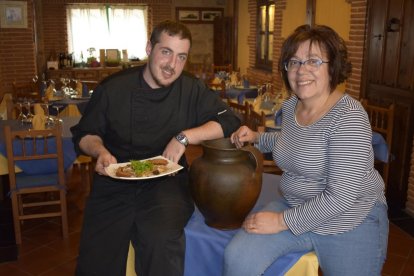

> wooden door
[363,0,414,211]
[213,17,234,67]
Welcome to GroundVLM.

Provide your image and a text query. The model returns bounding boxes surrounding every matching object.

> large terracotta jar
[189,138,263,230]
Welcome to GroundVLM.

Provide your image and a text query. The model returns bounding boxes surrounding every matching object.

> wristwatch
[175,132,189,147]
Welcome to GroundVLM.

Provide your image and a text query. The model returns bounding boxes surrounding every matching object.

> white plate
[105,156,183,180]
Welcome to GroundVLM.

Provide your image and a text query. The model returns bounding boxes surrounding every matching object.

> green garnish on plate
[130,160,154,175]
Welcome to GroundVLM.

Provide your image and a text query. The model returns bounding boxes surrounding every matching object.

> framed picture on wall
[201,10,223,22]
[177,9,200,22]
[0,1,28,29]
[176,7,223,24]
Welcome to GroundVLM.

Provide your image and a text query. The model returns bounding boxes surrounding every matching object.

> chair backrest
[360,98,394,187]
[212,64,232,73]
[247,104,266,131]
[4,124,68,244]
[208,81,226,98]
[360,99,394,148]
[227,99,249,125]
[248,106,283,175]
[82,80,99,93]
[5,96,18,119]
[0,93,13,119]
[12,81,42,102]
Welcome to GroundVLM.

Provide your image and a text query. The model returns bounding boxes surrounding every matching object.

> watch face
[176,133,188,146]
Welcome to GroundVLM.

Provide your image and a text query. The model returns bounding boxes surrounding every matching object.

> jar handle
[241,144,263,176]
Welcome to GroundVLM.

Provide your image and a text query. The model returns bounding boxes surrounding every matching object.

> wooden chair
[247,104,283,174]
[361,99,395,188]
[4,125,69,244]
[227,99,249,125]
[247,104,266,131]
[5,96,18,119]
[0,93,13,119]
[12,81,42,102]
[81,80,99,93]
[212,64,232,73]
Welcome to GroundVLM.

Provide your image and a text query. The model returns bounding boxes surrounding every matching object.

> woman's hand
[230,125,259,148]
[242,211,288,234]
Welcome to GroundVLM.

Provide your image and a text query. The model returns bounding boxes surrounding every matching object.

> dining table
[183,173,319,276]
[226,85,258,104]
[48,97,90,117]
[0,117,80,175]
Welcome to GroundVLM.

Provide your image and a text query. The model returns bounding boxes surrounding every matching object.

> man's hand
[95,151,117,175]
[163,137,186,164]
[79,135,117,176]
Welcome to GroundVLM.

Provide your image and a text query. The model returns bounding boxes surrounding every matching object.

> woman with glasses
[225,25,388,276]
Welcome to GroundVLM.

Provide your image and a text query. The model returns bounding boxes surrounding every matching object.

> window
[67,4,148,63]
[256,1,275,71]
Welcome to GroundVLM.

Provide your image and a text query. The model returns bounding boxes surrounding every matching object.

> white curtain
[67,5,148,62]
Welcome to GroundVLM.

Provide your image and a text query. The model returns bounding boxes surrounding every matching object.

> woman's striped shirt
[257,94,387,235]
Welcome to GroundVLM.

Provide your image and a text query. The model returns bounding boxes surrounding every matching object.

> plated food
[105,156,183,180]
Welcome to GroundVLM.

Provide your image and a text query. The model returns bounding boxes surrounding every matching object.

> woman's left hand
[242,211,288,234]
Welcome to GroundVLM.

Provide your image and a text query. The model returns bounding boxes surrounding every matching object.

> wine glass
[41,103,55,127]
[16,102,27,124]
[60,78,71,97]
[25,101,34,123]
[52,105,64,124]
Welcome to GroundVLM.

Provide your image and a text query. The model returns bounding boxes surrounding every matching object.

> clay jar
[189,138,263,230]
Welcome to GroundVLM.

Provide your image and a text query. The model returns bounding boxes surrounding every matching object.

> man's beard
[148,58,176,88]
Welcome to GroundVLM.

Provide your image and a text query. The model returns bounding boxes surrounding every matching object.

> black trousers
[75,171,194,276]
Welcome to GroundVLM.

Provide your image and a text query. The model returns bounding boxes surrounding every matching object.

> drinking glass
[52,105,64,124]
[16,102,27,124]
[60,78,71,97]
[25,101,34,123]
[41,103,55,127]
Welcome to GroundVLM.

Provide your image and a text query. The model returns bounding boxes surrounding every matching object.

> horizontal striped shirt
[257,94,386,235]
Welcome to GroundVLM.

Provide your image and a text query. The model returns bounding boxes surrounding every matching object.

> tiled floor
[1,145,414,275]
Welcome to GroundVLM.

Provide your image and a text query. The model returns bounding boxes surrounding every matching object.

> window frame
[255,0,275,71]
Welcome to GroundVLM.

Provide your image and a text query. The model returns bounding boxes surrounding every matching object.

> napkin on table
[76,81,83,97]
[211,77,222,85]
[32,114,46,130]
[45,85,54,100]
[33,103,45,116]
[229,72,239,86]
[32,103,46,130]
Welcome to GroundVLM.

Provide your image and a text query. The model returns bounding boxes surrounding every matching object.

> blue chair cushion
[16,172,61,189]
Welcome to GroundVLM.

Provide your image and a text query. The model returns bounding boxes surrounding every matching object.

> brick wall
[346,0,367,99]
[0,0,36,96]
[0,0,172,97]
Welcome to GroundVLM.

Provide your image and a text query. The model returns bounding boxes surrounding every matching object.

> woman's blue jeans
[223,199,388,276]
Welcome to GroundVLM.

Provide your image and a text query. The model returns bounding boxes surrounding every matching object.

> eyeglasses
[284,58,329,72]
